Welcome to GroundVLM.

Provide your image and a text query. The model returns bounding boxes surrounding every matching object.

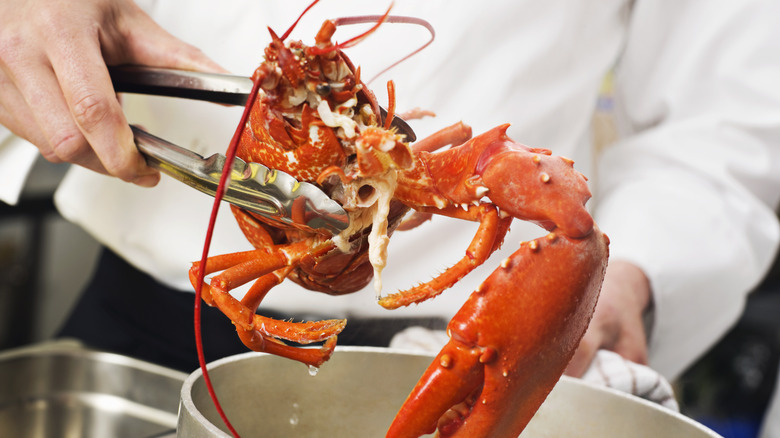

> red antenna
[280,0,321,41]
[307,5,394,55]
[273,0,436,83]
[331,14,435,84]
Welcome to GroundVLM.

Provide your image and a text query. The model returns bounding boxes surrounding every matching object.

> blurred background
[0,159,99,348]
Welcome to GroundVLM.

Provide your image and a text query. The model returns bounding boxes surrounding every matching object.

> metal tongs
[109,65,414,235]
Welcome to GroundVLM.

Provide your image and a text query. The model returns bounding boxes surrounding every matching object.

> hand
[565,260,652,377]
[0,0,224,187]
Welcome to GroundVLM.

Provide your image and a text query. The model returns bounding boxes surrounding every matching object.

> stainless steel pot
[178,346,722,437]
[0,341,186,438]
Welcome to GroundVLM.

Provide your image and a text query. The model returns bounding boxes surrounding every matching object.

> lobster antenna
[306,4,394,56]
[332,14,435,84]
[331,4,394,50]
[279,2,434,83]
[280,0,321,41]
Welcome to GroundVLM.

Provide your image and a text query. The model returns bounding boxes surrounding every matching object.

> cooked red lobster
[190,3,609,437]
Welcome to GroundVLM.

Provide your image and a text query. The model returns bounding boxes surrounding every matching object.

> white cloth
[0,125,38,205]
[389,326,451,354]
[2,0,780,392]
[582,349,679,412]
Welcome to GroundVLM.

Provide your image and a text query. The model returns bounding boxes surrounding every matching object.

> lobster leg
[189,239,346,367]
[410,121,472,154]
[387,124,593,312]
[239,268,346,345]
[387,228,609,437]
[379,204,511,309]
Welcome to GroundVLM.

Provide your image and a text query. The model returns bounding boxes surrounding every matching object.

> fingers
[565,325,648,378]
[0,0,228,188]
[2,53,111,176]
[565,332,601,377]
[565,261,652,377]
[1,0,228,187]
[0,35,107,173]
[613,329,649,366]
[0,66,52,150]
[0,0,159,186]
[45,30,160,186]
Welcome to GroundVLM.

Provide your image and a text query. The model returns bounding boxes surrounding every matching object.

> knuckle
[39,148,64,164]
[49,128,87,163]
[70,89,111,131]
[102,154,137,181]
[184,45,208,59]
[170,43,210,66]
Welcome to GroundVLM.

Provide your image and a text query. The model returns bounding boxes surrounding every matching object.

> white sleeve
[594,0,780,379]
[0,125,39,206]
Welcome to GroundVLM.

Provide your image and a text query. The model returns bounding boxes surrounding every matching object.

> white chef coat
[2,0,780,390]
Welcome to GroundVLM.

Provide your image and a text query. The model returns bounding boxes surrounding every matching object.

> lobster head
[241,20,414,202]
[232,19,415,295]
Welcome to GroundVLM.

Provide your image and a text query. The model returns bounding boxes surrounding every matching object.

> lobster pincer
[386,227,609,437]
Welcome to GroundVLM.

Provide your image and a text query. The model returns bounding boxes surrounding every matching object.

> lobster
[189,3,609,437]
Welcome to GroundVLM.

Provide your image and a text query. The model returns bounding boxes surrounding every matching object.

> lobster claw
[387,227,609,438]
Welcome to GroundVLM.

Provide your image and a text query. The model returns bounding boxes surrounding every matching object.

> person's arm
[0,0,223,187]
[570,0,780,380]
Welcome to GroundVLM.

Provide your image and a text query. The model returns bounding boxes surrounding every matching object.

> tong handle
[110,65,251,106]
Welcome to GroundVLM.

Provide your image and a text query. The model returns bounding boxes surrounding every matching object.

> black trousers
[58,249,446,372]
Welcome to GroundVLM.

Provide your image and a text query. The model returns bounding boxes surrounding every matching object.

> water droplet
[289,402,301,427]
[308,365,319,376]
